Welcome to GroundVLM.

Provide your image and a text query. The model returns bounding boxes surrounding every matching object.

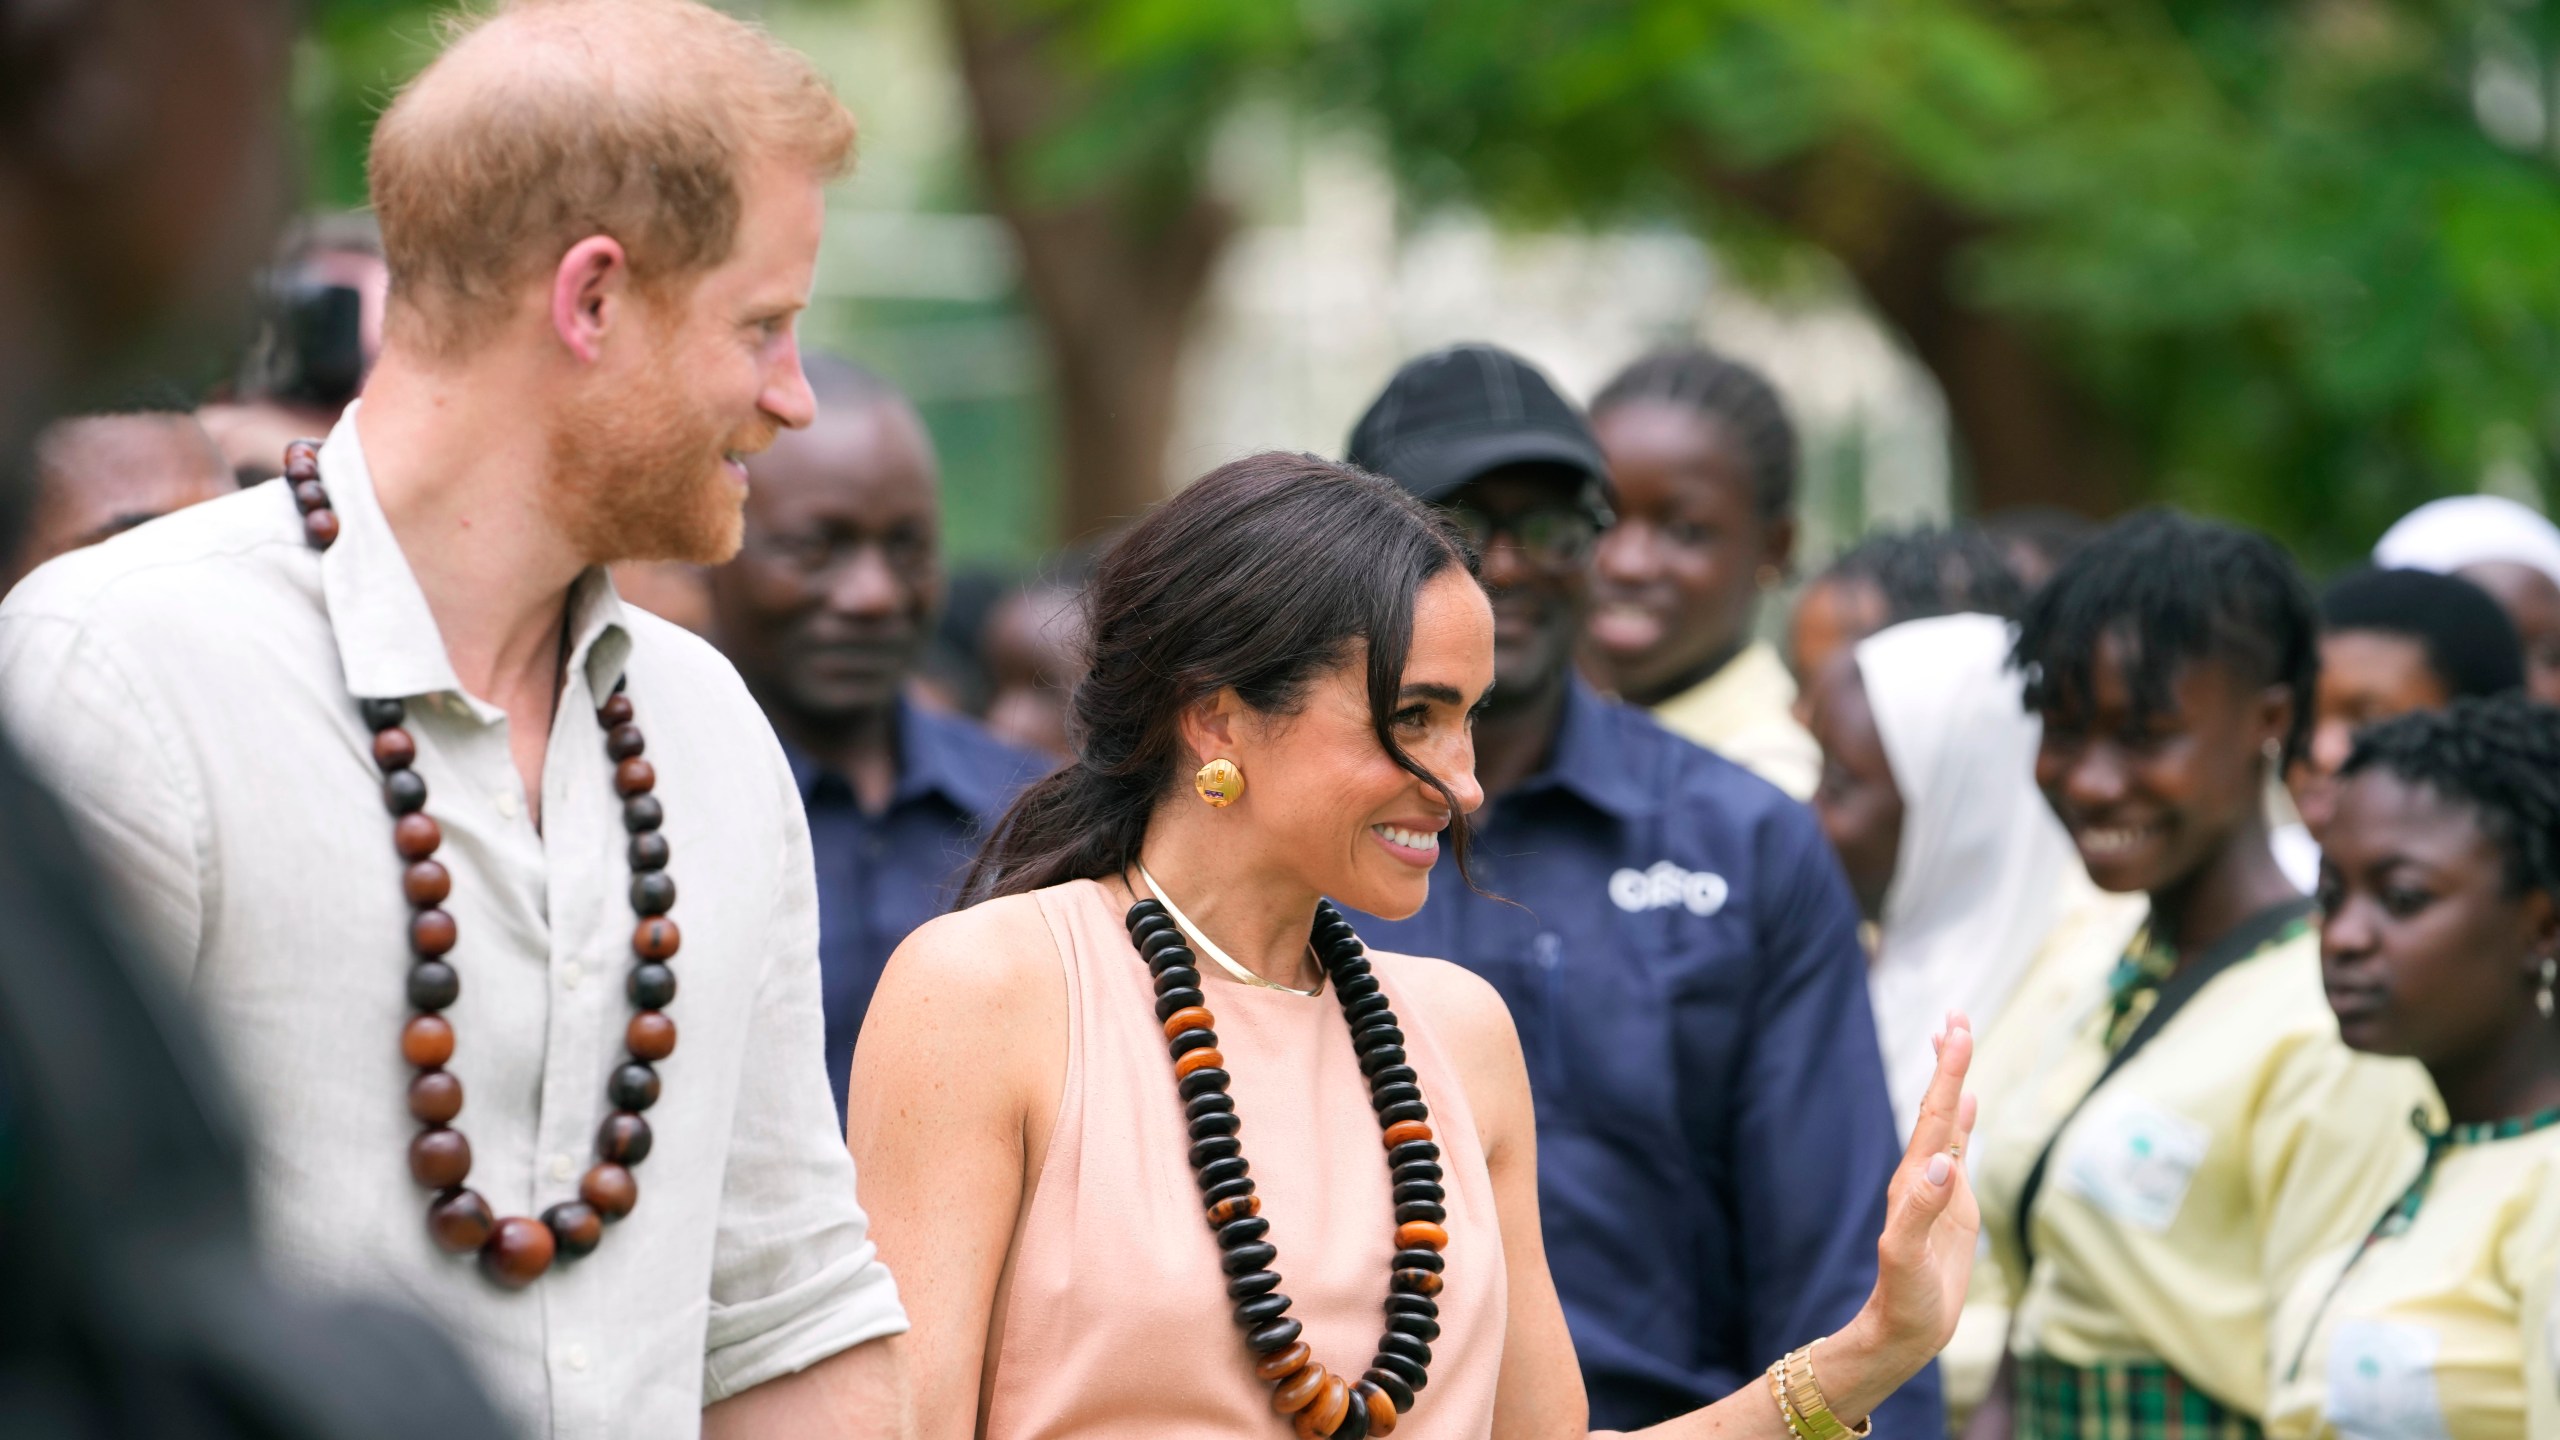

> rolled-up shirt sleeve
[700,744,907,1402]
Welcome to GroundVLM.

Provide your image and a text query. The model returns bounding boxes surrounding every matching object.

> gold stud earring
[1195,758,1244,808]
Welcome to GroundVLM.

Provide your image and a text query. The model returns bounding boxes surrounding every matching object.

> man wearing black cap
[1346,345,1939,1434]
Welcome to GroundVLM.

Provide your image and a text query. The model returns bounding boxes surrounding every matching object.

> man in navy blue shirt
[1345,345,1939,1435]
[709,356,1047,1122]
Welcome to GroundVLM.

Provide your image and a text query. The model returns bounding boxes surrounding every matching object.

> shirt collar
[1509,675,1662,820]
[318,404,633,707]
[784,696,1014,820]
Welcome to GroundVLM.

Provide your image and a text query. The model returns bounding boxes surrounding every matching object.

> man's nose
[826,544,902,617]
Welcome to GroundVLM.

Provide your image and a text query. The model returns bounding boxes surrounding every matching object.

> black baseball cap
[1345,344,1610,503]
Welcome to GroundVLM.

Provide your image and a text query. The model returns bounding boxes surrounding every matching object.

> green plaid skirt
[2017,1355,2262,1440]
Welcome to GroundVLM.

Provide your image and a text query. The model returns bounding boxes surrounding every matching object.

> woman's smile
[1369,821,1445,868]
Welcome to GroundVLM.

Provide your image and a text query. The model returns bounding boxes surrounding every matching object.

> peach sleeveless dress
[983,880,1506,1439]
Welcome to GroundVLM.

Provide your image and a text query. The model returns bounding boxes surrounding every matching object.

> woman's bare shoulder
[871,887,1069,1033]
[1366,952,1523,1078]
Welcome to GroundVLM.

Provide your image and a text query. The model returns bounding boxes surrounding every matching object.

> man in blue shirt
[709,356,1048,1121]
[1345,345,1939,1435]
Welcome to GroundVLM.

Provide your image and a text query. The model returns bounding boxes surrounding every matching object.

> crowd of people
[5,2,2558,1439]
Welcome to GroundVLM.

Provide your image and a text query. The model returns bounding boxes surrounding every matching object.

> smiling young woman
[2266,696,2560,1440]
[1964,511,2436,1440]
[845,453,1985,1439]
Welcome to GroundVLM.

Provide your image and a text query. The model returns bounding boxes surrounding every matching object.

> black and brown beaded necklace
[286,438,679,1289]
[1122,889,1446,1440]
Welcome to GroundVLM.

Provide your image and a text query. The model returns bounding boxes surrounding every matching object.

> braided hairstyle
[2012,508,2319,767]
[1817,523,2030,625]
[1590,346,1797,520]
[2343,694,2560,902]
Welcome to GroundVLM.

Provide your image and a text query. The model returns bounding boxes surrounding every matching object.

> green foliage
[297,0,448,209]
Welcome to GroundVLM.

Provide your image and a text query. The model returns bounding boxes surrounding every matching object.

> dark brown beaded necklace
[1123,894,1444,1440]
[284,438,681,1289]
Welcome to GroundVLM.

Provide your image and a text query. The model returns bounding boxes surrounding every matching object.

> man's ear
[549,236,630,365]
[1174,688,1247,774]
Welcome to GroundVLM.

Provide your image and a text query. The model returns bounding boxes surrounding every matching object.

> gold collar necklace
[1134,861,1327,998]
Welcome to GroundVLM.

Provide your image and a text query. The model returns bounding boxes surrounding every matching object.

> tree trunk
[941,0,1235,544]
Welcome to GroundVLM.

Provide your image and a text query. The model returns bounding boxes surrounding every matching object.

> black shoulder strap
[2011,895,2316,1265]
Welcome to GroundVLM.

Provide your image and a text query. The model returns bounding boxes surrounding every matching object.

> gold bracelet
[1766,1343,1872,1440]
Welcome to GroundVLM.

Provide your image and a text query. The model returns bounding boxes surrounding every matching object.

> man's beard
[544,346,772,566]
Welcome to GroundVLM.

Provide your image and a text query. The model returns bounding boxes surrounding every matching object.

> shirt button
[562,962,584,990]
[565,1343,589,1373]
[549,1153,574,1183]
[494,790,521,820]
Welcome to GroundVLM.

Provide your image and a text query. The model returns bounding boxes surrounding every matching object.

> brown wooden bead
[409,908,458,957]
[580,1162,637,1220]
[283,439,320,479]
[605,724,645,761]
[1161,1006,1215,1040]
[1381,1120,1433,1150]
[480,1215,556,1288]
[1296,1375,1350,1438]
[626,1009,677,1062]
[1358,1382,1399,1437]
[1394,1220,1448,1252]
[291,478,329,513]
[303,509,340,549]
[1271,1362,1328,1415]
[372,727,416,771]
[633,916,681,961]
[613,757,656,797]
[1393,1267,1443,1297]
[543,1200,604,1258]
[1254,1341,1311,1382]
[407,1070,464,1125]
[1173,1047,1225,1079]
[596,1111,653,1165]
[393,812,441,860]
[408,1126,472,1188]
[598,693,634,728]
[1208,1194,1262,1226]
[403,859,451,907]
[400,1013,455,1068]
[427,1188,495,1253]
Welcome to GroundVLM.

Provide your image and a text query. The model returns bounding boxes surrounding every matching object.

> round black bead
[1385,1294,1438,1320]
[1226,1269,1281,1300]
[381,769,428,815]
[1390,1271,1440,1300]
[1337,973,1382,1003]
[360,697,407,732]
[1393,1180,1445,1206]
[1370,1082,1423,1112]
[1138,929,1185,960]
[1395,1200,1447,1225]
[1188,1136,1242,1169]
[1388,1311,1441,1343]
[1156,990,1208,1023]
[1378,1100,1430,1126]
[629,871,676,916]
[607,1062,661,1112]
[1216,1216,1271,1249]
[407,960,460,1011]
[1167,1027,1217,1057]
[1391,1160,1443,1186]
[1246,1318,1303,1354]
[1194,1155,1248,1188]
[1188,1111,1240,1140]
[1129,911,1174,941]
[1365,1368,1416,1413]
[1334,1394,1372,1440]
[1343,993,1392,1025]
[1219,1241,1277,1276]
[1387,1140,1441,1168]
[1360,1046,1410,1077]
[1126,899,1168,923]
[1372,1350,1428,1390]
[1233,1292,1292,1328]
[1185,1091,1236,1121]
[627,963,677,1009]
[1177,1067,1229,1101]
[1393,1247,1445,1274]
[1368,1065,1418,1089]
[1201,1177,1255,1211]
[622,795,665,833]
[1354,1025,1407,1053]
[1152,966,1202,996]
[1380,1332,1433,1369]
[628,831,671,872]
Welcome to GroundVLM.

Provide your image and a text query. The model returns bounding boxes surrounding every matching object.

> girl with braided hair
[2265,694,2560,1439]
[1966,510,2435,1440]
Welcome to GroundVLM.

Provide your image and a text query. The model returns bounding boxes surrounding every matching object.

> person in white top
[0,2,909,1435]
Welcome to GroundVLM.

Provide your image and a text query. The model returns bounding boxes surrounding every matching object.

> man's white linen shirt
[0,413,906,1439]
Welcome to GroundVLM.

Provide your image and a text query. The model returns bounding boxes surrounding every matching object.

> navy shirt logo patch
[1608,861,1730,916]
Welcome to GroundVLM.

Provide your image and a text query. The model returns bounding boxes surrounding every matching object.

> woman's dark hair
[964,453,1477,900]
[2344,694,2560,901]
[1590,346,1797,520]
[1815,523,2029,624]
[2320,567,2525,701]
[2012,508,2319,766]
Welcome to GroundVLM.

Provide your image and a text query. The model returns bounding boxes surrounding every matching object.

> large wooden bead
[1207,1193,1261,1226]
[626,1009,677,1062]
[1356,1381,1399,1437]
[1255,1341,1312,1382]
[408,1127,472,1188]
[580,1162,638,1220]
[407,1070,463,1124]
[359,697,406,732]
[284,438,320,478]
[1296,1374,1351,1439]
[1381,1120,1433,1150]
[393,812,442,860]
[1161,1006,1215,1040]
[1379,1333,1431,1368]
[480,1215,556,1288]
[613,757,656,797]
[1395,1221,1448,1252]
[543,1201,604,1259]
[372,727,416,771]
[605,723,645,761]
[1173,1047,1225,1080]
[403,859,452,907]
[1272,1362,1329,1415]
[598,693,634,728]
[622,795,664,834]
[381,769,428,815]
[427,1188,494,1253]
[291,478,329,513]
[1391,1268,1443,1297]
[409,909,457,957]
[627,962,678,1009]
[1370,1351,1427,1391]
[400,1014,455,1068]
[633,917,681,961]
[607,1062,660,1112]
[1363,1368,1415,1415]
[629,871,676,916]
[407,960,460,1012]
[597,1110,654,1165]
[628,831,671,872]
[1334,1392,1372,1440]
[303,509,341,549]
